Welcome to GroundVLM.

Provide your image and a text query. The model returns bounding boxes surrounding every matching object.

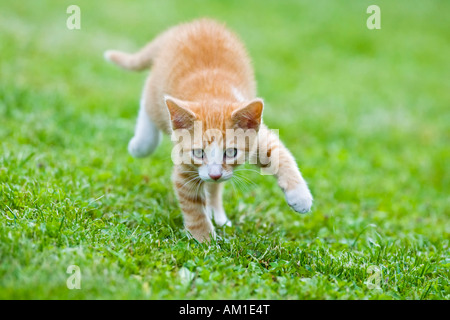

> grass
[0,0,449,299]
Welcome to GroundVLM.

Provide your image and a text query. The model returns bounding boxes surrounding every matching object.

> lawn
[0,0,448,299]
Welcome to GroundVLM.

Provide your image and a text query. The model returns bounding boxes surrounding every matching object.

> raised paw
[128,136,153,158]
[284,183,313,214]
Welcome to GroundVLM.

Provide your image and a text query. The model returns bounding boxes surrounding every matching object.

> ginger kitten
[104,19,313,242]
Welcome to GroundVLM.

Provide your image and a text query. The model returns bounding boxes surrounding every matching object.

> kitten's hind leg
[128,97,162,158]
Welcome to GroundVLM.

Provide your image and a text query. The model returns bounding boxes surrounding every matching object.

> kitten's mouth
[200,174,232,183]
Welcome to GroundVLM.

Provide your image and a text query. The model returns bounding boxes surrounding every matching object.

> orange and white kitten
[105,19,312,242]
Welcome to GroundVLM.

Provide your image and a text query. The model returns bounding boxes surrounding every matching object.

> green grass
[0,0,449,299]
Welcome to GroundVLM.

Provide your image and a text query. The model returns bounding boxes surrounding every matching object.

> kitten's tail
[104,30,171,71]
[104,44,156,71]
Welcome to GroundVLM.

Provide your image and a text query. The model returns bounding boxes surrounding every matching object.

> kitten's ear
[231,98,264,130]
[164,95,197,130]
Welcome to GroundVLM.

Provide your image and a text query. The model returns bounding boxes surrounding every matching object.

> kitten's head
[165,95,263,182]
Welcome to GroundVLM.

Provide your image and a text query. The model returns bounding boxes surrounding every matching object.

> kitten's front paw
[189,229,216,243]
[215,216,232,227]
[213,209,232,227]
[285,183,313,214]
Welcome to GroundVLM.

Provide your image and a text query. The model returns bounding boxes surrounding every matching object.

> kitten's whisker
[233,172,257,188]
[231,175,248,192]
[230,177,242,194]
[180,175,201,190]
[193,179,204,202]
[230,178,238,195]
[234,168,263,175]
[180,170,200,175]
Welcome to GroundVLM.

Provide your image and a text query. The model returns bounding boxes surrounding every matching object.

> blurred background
[1,0,448,157]
[0,0,448,299]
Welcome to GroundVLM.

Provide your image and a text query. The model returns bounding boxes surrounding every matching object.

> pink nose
[209,173,222,181]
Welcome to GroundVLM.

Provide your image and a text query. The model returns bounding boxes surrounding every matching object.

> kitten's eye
[224,148,238,158]
[192,149,204,159]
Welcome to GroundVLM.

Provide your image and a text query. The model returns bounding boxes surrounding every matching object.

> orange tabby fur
[105,18,313,242]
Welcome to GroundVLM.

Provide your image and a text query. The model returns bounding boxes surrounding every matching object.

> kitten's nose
[208,165,222,181]
[209,172,222,181]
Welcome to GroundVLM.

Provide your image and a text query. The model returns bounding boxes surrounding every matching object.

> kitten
[104,19,313,242]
